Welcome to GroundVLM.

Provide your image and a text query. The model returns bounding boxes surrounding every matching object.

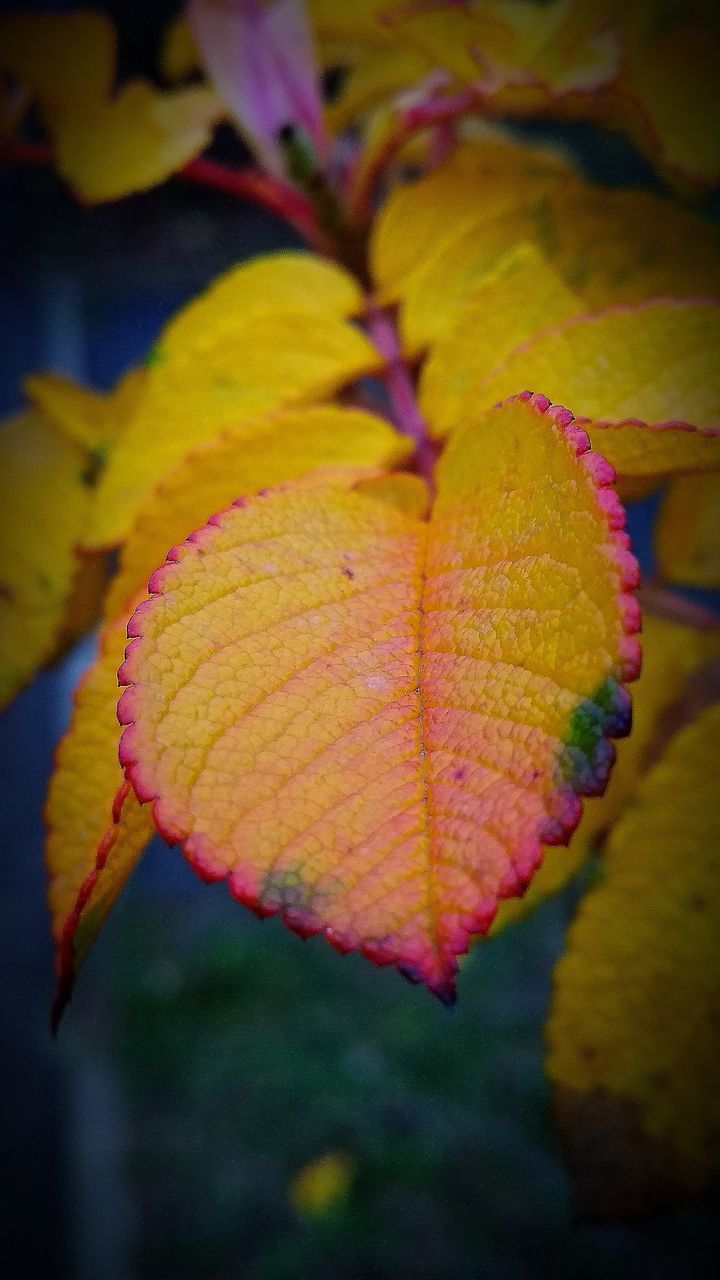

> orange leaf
[116,394,639,1000]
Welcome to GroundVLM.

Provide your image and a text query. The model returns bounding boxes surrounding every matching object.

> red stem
[181,157,334,254]
[366,305,436,486]
[346,88,477,228]
[1,140,334,255]
[638,583,720,631]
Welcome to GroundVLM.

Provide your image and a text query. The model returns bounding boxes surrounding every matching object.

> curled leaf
[117,394,638,1000]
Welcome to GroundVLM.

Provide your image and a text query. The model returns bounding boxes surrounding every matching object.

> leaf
[371,134,575,310]
[0,13,115,108]
[158,252,364,360]
[655,473,720,590]
[326,43,433,133]
[0,409,90,709]
[397,1,619,96]
[371,142,720,352]
[0,12,223,202]
[620,22,720,186]
[460,301,720,477]
[290,1151,354,1217]
[419,243,582,438]
[54,82,223,204]
[547,701,720,1216]
[24,367,145,453]
[160,15,200,81]
[491,612,720,931]
[83,280,382,551]
[46,614,154,1025]
[116,393,639,1001]
[102,405,411,622]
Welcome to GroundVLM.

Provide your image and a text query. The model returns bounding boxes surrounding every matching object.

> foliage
[1,0,719,1220]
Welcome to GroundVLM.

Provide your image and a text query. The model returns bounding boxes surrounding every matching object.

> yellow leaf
[371,134,574,308]
[54,82,223,203]
[0,409,89,708]
[466,302,720,476]
[621,23,720,186]
[46,614,154,1023]
[23,367,144,453]
[290,1151,354,1217]
[399,0,619,96]
[419,243,582,438]
[83,286,382,551]
[0,13,115,108]
[309,0,394,56]
[158,252,364,361]
[355,471,431,519]
[327,43,432,133]
[371,142,720,353]
[492,612,720,931]
[24,373,108,452]
[102,405,411,622]
[116,394,639,1000]
[656,473,720,589]
[159,15,200,81]
[547,701,720,1211]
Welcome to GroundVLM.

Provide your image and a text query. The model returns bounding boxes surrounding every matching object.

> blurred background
[1,2,719,1277]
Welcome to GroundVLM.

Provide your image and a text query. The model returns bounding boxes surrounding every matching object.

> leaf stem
[639,582,720,630]
[346,88,477,229]
[0,141,335,255]
[366,305,436,486]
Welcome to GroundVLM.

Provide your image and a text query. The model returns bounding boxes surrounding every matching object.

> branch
[346,88,477,229]
[366,305,436,486]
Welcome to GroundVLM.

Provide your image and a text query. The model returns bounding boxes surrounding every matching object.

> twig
[0,141,334,255]
[366,305,436,486]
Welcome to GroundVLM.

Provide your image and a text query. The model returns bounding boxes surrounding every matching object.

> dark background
[1,3,719,1277]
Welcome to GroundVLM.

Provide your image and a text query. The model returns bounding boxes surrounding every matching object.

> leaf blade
[116,394,639,998]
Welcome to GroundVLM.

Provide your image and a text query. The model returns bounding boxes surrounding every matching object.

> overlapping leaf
[83,256,382,550]
[116,394,639,1000]
[46,396,411,1019]
[24,368,145,453]
[441,302,720,481]
[419,243,582,439]
[371,140,720,354]
[102,405,411,622]
[0,11,223,201]
[0,409,90,708]
[547,701,720,1215]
